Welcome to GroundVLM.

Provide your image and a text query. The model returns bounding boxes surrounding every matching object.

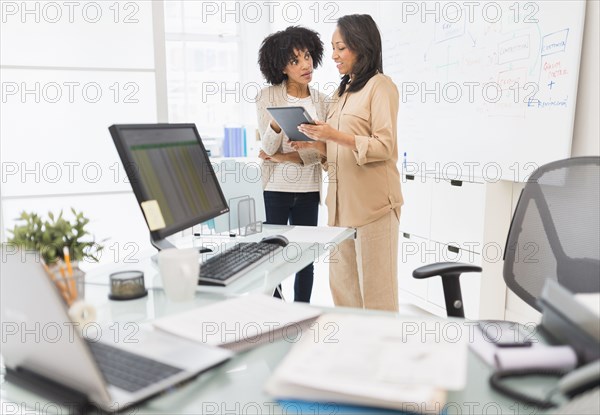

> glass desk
[1,225,565,414]
[84,224,356,296]
[1,281,561,414]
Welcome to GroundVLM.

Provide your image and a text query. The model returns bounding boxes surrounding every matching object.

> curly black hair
[258,26,324,85]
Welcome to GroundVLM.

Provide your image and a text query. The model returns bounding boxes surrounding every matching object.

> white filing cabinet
[399,173,510,319]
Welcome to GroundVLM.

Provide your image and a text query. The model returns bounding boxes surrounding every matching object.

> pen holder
[49,263,85,306]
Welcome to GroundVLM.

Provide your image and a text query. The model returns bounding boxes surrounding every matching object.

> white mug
[158,248,199,302]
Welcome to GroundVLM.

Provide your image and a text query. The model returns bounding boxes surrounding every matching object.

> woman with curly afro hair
[255,26,328,303]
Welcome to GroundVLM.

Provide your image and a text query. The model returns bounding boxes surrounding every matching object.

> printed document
[266,313,468,412]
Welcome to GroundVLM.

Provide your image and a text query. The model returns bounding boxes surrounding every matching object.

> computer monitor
[109,124,229,251]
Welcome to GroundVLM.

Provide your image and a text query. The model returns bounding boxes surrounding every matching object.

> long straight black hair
[336,14,383,96]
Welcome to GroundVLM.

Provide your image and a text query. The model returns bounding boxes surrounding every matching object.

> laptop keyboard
[199,242,281,286]
[87,341,183,392]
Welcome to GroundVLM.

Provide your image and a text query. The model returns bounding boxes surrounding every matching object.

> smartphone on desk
[478,321,533,347]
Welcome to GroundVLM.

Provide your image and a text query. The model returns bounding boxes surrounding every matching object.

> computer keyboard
[198,242,282,286]
[87,341,182,392]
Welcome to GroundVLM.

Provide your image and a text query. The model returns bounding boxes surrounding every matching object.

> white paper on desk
[152,294,321,347]
[268,378,442,412]
[280,226,349,244]
[266,314,467,411]
[468,325,499,367]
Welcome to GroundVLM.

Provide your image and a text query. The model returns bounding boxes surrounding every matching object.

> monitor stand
[151,236,212,253]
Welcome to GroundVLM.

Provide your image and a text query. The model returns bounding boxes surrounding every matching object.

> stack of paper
[265,314,468,414]
[152,294,322,352]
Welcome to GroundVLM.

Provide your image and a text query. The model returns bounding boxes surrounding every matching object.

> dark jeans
[263,191,319,303]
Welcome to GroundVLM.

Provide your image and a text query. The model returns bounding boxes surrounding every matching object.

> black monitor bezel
[109,123,230,243]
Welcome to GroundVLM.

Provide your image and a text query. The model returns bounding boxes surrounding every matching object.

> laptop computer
[0,248,233,412]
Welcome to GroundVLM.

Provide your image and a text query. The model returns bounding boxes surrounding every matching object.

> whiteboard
[380,1,586,181]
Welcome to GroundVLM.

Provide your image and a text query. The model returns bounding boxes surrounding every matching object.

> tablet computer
[266,106,315,141]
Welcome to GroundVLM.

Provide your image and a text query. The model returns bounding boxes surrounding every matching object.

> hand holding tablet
[266,106,316,141]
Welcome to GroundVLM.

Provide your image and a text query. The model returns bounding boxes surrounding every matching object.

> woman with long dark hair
[295,15,403,311]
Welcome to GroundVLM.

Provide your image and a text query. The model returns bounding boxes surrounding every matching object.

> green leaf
[7,209,102,263]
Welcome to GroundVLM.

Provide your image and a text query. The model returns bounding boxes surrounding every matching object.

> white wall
[0,1,159,269]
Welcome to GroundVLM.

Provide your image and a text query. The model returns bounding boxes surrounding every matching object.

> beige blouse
[325,73,403,227]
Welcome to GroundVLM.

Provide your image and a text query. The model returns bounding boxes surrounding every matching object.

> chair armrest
[412,262,483,318]
[413,262,482,279]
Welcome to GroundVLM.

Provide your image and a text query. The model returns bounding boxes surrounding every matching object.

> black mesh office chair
[413,157,600,318]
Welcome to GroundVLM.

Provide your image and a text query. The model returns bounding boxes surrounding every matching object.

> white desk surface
[85,224,355,296]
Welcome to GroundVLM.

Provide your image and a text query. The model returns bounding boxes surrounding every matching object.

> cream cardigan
[255,82,329,197]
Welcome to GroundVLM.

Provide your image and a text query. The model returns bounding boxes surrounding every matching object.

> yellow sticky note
[141,200,166,231]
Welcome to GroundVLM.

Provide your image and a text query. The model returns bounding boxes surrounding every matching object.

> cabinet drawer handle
[447,245,460,254]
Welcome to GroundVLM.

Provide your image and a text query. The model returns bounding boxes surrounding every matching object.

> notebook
[153,294,322,352]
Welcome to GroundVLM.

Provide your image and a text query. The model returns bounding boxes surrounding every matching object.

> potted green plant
[7,208,105,304]
[7,208,104,264]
